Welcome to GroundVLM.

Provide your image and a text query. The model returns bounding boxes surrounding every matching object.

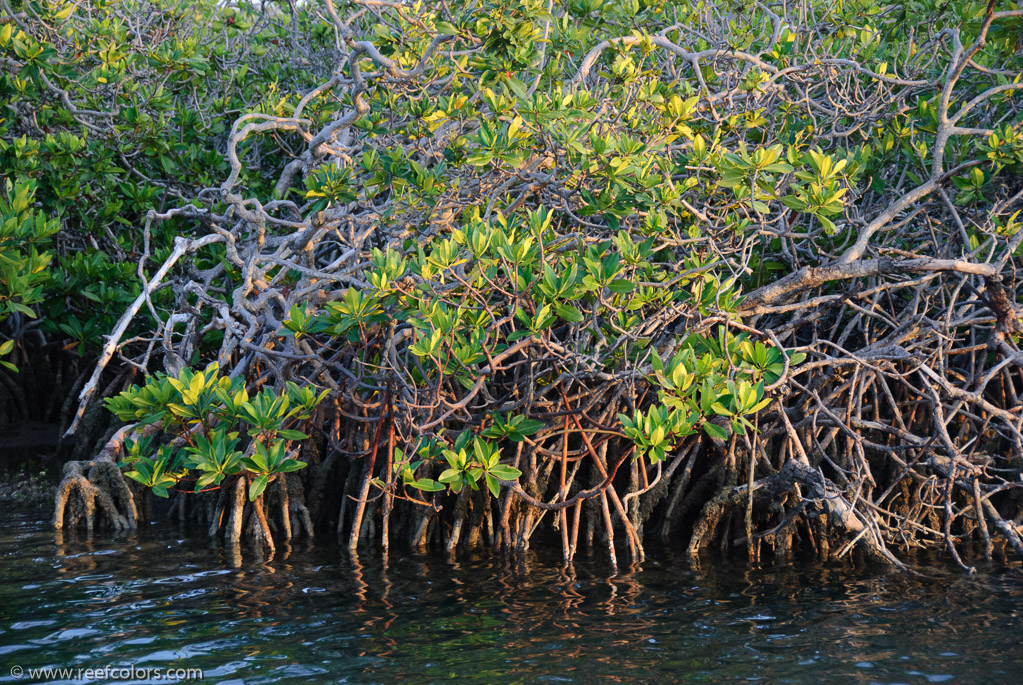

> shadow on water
[0,423,63,509]
[1,509,1022,683]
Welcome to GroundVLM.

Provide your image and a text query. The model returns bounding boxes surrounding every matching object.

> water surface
[1,510,1022,683]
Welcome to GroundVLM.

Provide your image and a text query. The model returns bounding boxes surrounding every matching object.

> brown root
[53,460,137,533]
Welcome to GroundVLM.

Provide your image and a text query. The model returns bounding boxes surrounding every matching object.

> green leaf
[488,464,522,481]
[703,422,729,440]
[555,303,584,322]
[485,473,500,497]
[515,418,545,436]
[278,429,308,441]
[439,468,461,483]
[710,402,732,416]
[249,475,269,501]
[409,478,446,492]
[435,20,459,35]
[608,279,635,294]
[279,458,308,473]
[508,330,532,342]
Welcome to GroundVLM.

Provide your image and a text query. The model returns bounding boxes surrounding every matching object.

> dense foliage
[1,0,333,351]
[7,0,1023,568]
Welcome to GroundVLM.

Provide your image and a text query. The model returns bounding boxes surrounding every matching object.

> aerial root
[688,459,905,568]
[53,460,137,533]
[278,476,293,542]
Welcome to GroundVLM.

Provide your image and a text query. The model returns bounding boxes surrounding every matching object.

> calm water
[1,510,1022,684]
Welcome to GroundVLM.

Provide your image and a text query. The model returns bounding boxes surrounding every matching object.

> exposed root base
[53,460,137,534]
[54,402,1023,570]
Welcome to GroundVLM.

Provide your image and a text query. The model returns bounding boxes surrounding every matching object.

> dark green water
[1,510,1022,684]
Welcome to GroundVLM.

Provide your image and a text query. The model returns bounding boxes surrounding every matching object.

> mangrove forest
[3,0,1023,575]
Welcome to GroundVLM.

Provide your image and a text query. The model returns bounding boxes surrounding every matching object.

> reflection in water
[1,509,1022,683]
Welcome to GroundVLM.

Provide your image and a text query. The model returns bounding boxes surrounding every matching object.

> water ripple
[0,513,1020,683]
